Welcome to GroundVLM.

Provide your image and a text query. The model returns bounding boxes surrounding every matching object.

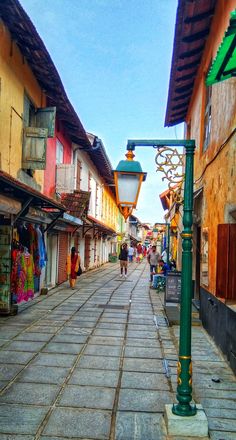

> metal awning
[206,9,236,86]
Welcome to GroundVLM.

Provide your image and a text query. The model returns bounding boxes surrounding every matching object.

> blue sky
[20,0,183,224]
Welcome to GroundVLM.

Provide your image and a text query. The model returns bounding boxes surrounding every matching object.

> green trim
[115,160,143,174]
[206,9,236,86]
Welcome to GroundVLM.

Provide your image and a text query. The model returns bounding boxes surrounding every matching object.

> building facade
[165,0,236,372]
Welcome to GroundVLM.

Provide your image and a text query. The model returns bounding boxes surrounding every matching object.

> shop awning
[0,170,66,216]
[206,10,236,86]
[83,215,117,237]
[61,190,90,218]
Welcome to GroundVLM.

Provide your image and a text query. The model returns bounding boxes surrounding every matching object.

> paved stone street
[0,261,235,440]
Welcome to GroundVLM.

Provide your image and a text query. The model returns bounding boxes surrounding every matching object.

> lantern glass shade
[117,173,141,206]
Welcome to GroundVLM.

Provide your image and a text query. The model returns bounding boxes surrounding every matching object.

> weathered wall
[186,0,236,295]
[0,23,45,187]
[44,122,72,198]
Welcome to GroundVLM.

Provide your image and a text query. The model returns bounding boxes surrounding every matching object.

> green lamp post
[115,139,196,417]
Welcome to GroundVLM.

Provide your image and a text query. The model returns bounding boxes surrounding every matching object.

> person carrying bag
[66,247,81,289]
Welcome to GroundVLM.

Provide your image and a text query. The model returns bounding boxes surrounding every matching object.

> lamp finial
[125,150,135,161]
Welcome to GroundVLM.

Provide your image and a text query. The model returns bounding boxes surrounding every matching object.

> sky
[20,0,183,224]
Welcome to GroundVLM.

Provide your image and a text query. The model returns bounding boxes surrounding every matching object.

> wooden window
[203,85,212,152]
[216,224,236,301]
[22,93,56,170]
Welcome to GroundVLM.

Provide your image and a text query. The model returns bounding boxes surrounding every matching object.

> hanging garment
[35,225,46,269]
[24,253,34,300]
[28,224,41,276]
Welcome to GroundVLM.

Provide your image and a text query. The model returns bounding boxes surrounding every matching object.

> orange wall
[186,0,236,295]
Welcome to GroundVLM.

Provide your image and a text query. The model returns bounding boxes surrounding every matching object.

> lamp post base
[164,404,209,438]
[172,402,197,417]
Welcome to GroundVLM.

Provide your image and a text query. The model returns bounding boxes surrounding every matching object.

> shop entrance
[46,234,58,287]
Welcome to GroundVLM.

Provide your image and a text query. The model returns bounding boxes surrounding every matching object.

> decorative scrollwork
[155,147,185,188]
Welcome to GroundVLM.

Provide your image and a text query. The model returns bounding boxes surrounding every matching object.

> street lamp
[115,139,197,417]
[113,149,147,221]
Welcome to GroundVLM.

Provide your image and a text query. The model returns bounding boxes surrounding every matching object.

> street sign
[165,271,181,303]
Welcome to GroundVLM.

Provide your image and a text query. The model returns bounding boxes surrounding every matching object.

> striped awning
[206,9,236,86]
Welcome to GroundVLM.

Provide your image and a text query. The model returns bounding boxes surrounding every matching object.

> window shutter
[35,107,56,138]
[56,164,75,193]
[22,127,48,170]
[216,224,236,300]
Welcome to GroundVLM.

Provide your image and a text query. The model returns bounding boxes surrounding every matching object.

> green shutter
[35,107,56,138]
[22,127,48,170]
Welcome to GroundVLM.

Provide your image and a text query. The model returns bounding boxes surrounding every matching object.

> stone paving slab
[89,336,123,346]
[94,329,125,337]
[0,435,34,440]
[0,403,49,434]
[115,411,165,440]
[69,368,119,388]
[17,365,70,384]
[123,358,163,373]
[42,342,84,355]
[59,384,116,409]
[14,332,53,342]
[4,340,46,352]
[125,337,160,347]
[0,350,35,364]
[208,416,236,432]
[0,382,59,405]
[0,364,24,381]
[124,346,162,359]
[77,355,120,370]
[118,388,173,412]
[51,334,88,344]
[43,407,111,439]
[121,372,170,391]
[32,353,77,367]
[84,344,122,357]
[210,432,236,440]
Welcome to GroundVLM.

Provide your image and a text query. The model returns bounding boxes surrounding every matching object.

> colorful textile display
[11,248,35,303]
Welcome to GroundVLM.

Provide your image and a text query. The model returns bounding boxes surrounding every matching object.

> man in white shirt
[147,245,160,282]
[128,245,134,262]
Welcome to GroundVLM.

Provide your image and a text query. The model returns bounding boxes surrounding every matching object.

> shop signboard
[165,271,181,304]
[0,225,12,313]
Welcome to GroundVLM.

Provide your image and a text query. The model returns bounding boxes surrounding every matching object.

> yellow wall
[186,0,236,294]
[0,22,45,187]
[102,187,121,232]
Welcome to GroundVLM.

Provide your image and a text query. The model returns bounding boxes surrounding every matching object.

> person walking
[147,245,160,283]
[66,246,81,289]
[128,245,134,262]
[136,243,143,263]
[119,243,128,278]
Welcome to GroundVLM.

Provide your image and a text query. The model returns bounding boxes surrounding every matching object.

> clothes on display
[10,223,47,303]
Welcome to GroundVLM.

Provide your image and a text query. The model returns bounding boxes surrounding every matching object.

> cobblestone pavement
[0,261,235,440]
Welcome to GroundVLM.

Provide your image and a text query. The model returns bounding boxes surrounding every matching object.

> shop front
[0,170,65,315]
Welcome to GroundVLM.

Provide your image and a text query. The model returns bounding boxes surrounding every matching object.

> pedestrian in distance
[119,243,128,278]
[66,246,81,289]
[147,245,160,283]
[128,245,134,262]
[136,243,143,263]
